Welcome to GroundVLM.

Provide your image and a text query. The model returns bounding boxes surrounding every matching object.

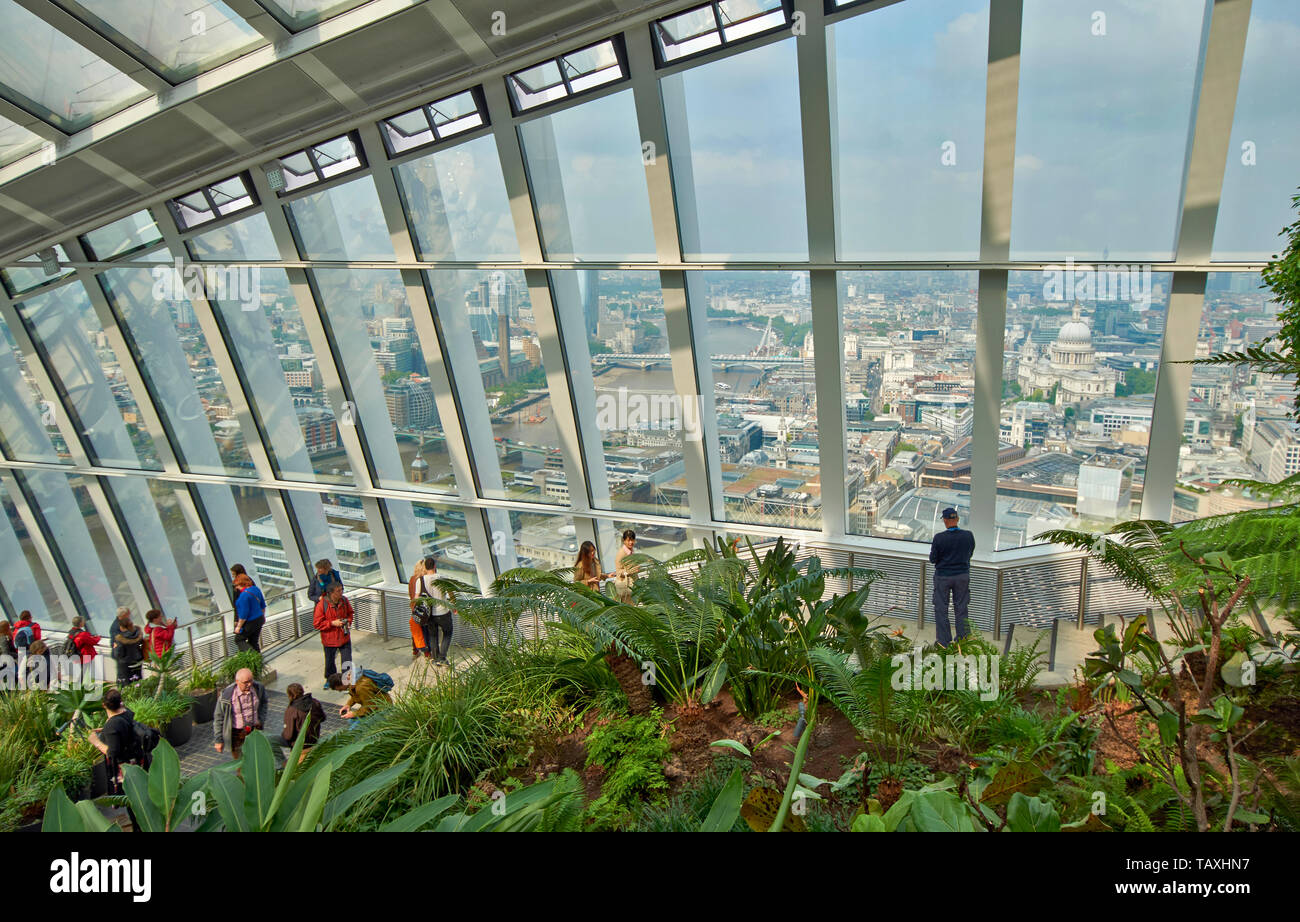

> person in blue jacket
[307,559,344,606]
[233,567,267,653]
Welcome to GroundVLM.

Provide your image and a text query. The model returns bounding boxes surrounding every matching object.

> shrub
[217,650,264,684]
[127,690,193,729]
[583,710,671,828]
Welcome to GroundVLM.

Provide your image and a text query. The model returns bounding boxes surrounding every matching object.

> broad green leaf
[41,787,85,832]
[322,758,412,828]
[292,763,333,832]
[1006,793,1061,832]
[122,764,164,833]
[851,812,887,832]
[700,660,728,704]
[798,773,830,789]
[74,800,119,833]
[241,731,277,828]
[1229,810,1270,825]
[147,741,181,827]
[209,769,250,832]
[1157,713,1180,747]
[701,768,744,832]
[910,791,979,832]
[980,761,1045,806]
[379,794,461,832]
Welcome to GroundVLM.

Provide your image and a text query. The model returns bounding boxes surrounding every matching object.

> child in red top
[144,609,177,656]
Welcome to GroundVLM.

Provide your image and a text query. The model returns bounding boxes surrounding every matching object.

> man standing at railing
[313,582,354,691]
[929,507,975,648]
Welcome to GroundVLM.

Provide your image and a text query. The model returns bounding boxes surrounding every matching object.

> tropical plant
[584,710,672,828]
[217,649,264,684]
[126,690,193,729]
[186,662,218,693]
[143,648,185,699]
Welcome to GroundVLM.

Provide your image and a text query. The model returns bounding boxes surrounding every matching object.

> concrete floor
[260,632,476,701]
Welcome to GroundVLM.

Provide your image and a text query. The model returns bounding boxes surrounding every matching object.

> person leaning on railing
[233,570,267,653]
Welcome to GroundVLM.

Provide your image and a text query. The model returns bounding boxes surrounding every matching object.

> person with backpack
[327,669,392,718]
[410,556,453,667]
[62,616,101,685]
[143,609,177,657]
[233,575,266,653]
[89,687,159,793]
[212,668,268,760]
[12,610,41,645]
[313,582,353,690]
[307,559,344,607]
[277,683,326,765]
[110,608,145,685]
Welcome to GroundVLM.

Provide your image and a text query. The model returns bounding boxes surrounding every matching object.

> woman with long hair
[612,529,637,603]
[574,540,608,590]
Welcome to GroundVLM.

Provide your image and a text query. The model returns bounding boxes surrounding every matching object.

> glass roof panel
[1212,0,1300,261]
[1010,0,1208,260]
[258,0,370,32]
[82,209,163,260]
[0,114,46,165]
[0,1,149,132]
[2,244,75,295]
[59,0,266,83]
[186,211,280,261]
[0,313,68,463]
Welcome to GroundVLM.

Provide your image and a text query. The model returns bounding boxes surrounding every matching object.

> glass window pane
[607,520,692,563]
[998,269,1173,546]
[390,499,478,588]
[127,479,219,623]
[548,270,686,517]
[694,270,818,529]
[494,508,578,574]
[426,268,566,504]
[0,314,67,462]
[211,267,349,484]
[0,2,149,132]
[17,282,162,470]
[657,6,722,62]
[519,90,657,261]
[311,268,458,494]
[287,176,395,261]
[61,0,266,83]
[2,245,74,295]
[260,0,370,31]
[831,0,988,260]
[82,210,163,260]
[1010,0,1208,260]
[186,211,280,261]
[1212,0,1300,261]
[395,134,521,261]
[0,479,70,626]
[662,39,808,260]
[1174,272,1290,518]
[0,114,45,165]
[23,472,125,626]
[841,271,979,541]
[101,264,256,477]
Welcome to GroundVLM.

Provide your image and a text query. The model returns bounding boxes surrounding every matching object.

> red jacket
[71,629,100,661]
[145,622,175,655]
[313,597,353,648]
[14,618,41,641]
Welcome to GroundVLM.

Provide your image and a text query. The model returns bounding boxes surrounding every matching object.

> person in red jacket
[12,610,41,644]
[68,617,100,662]
[143,609,177,657]
[312,582,353,691]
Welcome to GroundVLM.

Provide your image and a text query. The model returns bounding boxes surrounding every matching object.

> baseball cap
[941,507,959,519]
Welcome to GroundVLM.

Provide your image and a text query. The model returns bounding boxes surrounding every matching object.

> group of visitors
[573,529,640,603]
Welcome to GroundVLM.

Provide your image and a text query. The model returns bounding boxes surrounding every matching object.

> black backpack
[132,721,161,769]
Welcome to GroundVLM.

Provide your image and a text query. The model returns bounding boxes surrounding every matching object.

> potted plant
[187,663,219,724]
[216,649,266,686]
[129,690,195,747]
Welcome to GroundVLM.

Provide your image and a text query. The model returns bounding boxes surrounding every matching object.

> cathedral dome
[1057,319,1092,344]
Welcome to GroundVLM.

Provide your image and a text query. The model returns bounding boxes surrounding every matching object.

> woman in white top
[612,529,637,604]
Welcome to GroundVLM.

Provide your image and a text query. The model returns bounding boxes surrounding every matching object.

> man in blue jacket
[234,574,267,653]
[929,507,975,647]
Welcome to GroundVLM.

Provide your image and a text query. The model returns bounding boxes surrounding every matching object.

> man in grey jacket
[213,668,268,760]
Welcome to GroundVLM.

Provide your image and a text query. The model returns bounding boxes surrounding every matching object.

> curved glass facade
[0,0,1293,633]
